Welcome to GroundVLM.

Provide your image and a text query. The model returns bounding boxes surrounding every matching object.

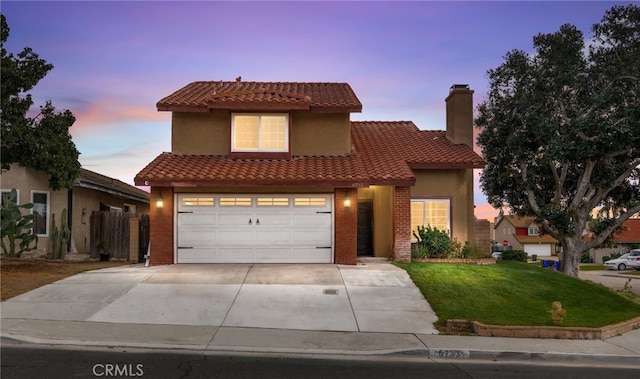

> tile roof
[614,218,640,243]
[135,121,484,187]
[497,215,537,228]
[351,121,485,184]
[157,81,362,113]
[135,153,369,187]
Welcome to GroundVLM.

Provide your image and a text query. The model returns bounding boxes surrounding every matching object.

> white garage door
[523,244,552,256]
[176,194,333,263]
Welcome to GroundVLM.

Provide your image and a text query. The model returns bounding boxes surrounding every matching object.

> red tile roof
[351,121,485,184]
[157,81,362,113]
[614,218,640,243]
[135,153,369,187]
[135,121,485,188]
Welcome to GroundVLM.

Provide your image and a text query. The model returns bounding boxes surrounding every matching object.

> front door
[357,200,373,256]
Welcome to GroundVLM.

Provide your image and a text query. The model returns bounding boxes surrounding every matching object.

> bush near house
[412,225,451,258]
[502,250,527,262]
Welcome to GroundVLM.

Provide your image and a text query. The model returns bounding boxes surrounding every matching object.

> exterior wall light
[344,198,351,208]
[156,193,164,209]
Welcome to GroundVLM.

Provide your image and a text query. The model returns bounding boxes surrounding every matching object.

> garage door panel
[219,230,254,244]
[218,247,254,260]
[177,248,215,263]
[294,248,333,262]
[254,248,291,259]
[219,213,254,226]
[292,229,331,244]
[178,214,216,226]
[254,213,292,226]
[255,230,292,245]
[178,230,216,246]
[293,213,331,227]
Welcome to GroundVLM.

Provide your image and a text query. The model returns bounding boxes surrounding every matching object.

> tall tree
[476,5,640,276]
[1,14,80,190]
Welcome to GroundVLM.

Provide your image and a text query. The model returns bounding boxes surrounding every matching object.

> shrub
[581,252,594,263]
[412,225,452,258]
[502,250,527,262]
[461,242,491,259]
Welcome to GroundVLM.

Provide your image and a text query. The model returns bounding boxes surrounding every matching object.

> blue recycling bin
[554,261,560,270]
[542,260,550,268]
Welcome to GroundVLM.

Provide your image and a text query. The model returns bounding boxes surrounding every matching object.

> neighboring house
[134,80,484,265]
[589,218,640,263]
[493,215,558,256]
[613,218,640,248]
[1,164,150,256]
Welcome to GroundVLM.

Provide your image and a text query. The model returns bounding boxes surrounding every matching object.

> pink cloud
[475,203,499,222]
[70,98,168,137]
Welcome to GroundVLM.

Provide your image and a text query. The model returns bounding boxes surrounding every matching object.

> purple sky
[1,1,630,220]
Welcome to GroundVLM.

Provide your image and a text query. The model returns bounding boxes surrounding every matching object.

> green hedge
[502,250,527,262]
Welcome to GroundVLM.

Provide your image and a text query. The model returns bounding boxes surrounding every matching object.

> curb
[4,332,640,366]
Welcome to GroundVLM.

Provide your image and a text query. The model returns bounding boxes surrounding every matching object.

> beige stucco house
[135,80,484,265]
[1,165,150,256]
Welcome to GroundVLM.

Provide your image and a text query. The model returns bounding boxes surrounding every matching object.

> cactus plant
[50,209,70,259]
[0,189,38,257]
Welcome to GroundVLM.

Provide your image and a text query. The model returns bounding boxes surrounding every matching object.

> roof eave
[409,162,485,169]
[136,179,369,188]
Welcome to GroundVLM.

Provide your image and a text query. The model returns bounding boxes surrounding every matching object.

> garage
[523,244,553,257]
[176,194,333,263]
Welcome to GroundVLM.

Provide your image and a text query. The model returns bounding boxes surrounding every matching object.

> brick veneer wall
[392,186,411,262]
[334,188,357,265]
[149,187,174,265]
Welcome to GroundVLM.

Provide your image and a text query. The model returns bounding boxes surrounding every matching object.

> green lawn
[396,260,640,328]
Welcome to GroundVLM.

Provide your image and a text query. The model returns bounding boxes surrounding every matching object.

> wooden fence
[90,211,149,260]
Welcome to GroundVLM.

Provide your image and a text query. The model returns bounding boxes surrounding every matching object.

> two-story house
[134,80,484,265]
[493,214,558,257]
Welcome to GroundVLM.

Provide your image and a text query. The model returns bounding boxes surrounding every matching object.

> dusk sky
[1,1,631,220]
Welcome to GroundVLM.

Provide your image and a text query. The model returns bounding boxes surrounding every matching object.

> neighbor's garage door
[176,194,333,263]
[523,244,552,257]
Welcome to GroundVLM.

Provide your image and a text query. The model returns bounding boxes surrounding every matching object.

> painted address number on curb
[429,349,470,359]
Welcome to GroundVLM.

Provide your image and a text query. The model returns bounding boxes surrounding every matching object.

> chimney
[445,84,474,148]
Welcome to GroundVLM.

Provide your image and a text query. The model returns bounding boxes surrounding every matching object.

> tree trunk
[561,238,584,277]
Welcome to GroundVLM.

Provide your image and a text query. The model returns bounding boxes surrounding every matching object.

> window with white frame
[411,199,451,239]
[528,227,540,236]
[31,191,49,236]
[232,114,288,152]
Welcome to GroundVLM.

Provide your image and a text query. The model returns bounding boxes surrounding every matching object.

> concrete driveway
[1,261,439,334]
[578,269,640,295]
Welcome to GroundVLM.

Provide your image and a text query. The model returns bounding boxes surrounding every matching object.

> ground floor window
[410,198,450,239]
[31,191,49,236]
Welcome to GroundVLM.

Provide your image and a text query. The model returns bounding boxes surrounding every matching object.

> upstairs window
[528,227,540,236]
[232,114,288,152]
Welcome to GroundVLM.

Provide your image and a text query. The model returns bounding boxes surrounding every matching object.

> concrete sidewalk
[1,262,639,364]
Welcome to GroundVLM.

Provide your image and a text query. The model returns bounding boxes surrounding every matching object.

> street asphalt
[1,261,639,364]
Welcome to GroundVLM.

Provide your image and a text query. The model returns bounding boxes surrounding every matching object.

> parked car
[628,249,640,270]
[604,253,630,270]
